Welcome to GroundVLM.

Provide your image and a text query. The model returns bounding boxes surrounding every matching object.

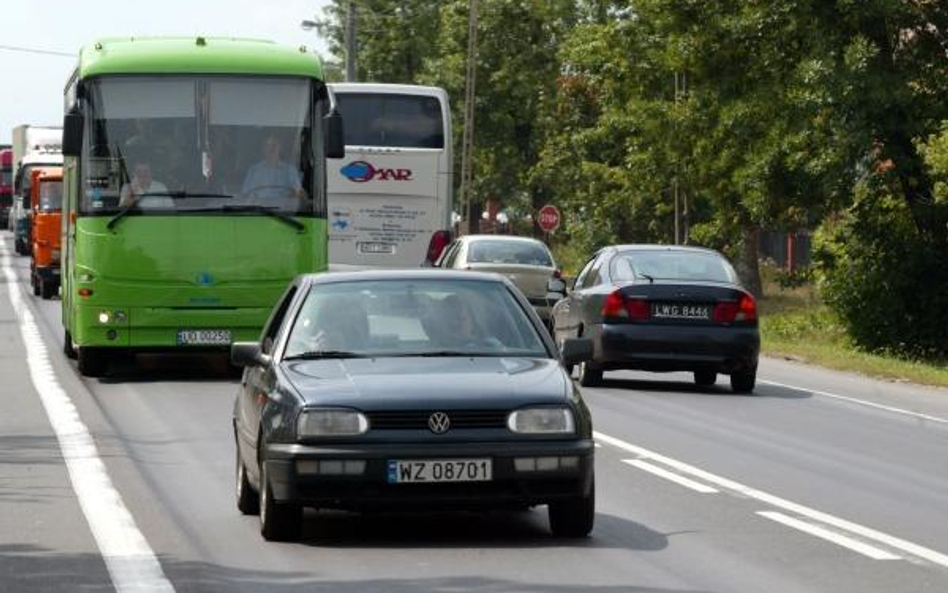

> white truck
[10,125,62,254]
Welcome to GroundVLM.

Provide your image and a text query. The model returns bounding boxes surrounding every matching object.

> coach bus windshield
[81,76,319,216]
[334,93,443,149]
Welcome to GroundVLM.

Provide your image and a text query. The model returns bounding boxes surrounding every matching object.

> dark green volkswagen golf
[231,270,596,541]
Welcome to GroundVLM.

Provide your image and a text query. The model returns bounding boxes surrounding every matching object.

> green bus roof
[78,37,324,80]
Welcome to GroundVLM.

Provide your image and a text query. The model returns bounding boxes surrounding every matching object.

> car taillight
[425,230,452,265]
[553,269,562,279]
[601,291,649,322]
[714,293,757,323]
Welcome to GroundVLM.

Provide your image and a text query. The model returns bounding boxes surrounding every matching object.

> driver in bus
[119,162,173,209]
[241,133,306,209]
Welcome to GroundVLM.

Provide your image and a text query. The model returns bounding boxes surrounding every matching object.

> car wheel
[548,478,595,537]
[236,445,260,515]
[259,460,302,542]
[730,367,757,394]
[564,364,575,377]
[77,347,108,377]
[578,361,603,387]
[32,276,41,296]
[63,330,77,359]
[694,371,717,387]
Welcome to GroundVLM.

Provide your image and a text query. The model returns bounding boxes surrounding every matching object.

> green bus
[60,37,343,376]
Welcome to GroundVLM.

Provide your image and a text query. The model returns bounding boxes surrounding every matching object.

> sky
[0,0,333,145]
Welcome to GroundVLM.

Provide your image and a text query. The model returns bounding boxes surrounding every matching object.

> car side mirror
[547,277,567,296]
[560,338,594,366]
[325,110,345,159]
[62,110,84,157]
[231,342,271,368]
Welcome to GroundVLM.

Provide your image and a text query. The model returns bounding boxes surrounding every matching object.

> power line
[0,44,73,58]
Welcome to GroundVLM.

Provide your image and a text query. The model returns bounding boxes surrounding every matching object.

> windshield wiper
[637,273,655,283]
[283,351,369,360]
[185,204,305,232]
[106,192,235,230]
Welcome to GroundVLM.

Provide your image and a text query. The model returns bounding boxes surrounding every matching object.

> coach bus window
[335,94,443,149]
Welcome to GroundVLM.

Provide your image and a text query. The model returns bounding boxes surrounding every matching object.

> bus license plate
[358,242,395,255]
[176,329,231,346]
[387,459,492,484]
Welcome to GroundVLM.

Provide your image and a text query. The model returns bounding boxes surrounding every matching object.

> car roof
[299,269,511,286]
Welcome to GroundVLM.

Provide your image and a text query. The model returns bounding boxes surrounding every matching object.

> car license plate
[651,303,711,320]
[358,241,395,255]
[176,329,232,346]
[387,459,492,484]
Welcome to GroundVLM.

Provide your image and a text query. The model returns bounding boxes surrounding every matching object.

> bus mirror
[325,110,345,159]
[63,111,84,157]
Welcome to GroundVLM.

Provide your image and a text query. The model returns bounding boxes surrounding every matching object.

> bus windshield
[335,93,443,149]
[82,76,316,215]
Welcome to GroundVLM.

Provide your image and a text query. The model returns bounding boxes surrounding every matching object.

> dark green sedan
[232,270,596,541]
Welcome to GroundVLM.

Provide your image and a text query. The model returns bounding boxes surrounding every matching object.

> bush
[813,185,948,359]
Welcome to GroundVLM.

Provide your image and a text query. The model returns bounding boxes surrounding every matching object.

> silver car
[437,235,564,324]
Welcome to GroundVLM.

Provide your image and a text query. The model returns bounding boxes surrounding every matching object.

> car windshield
[612,250,737,284]
[39,181,63,212]
[467,240,554,266]
[284,279,549,359]
[81,76,315,215]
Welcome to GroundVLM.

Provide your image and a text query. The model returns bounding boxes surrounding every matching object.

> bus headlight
[98,311,111,324]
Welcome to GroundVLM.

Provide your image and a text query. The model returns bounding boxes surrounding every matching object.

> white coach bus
[327,83,453,269]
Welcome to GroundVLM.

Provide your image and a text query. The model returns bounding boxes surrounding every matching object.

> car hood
[282,356,570,410]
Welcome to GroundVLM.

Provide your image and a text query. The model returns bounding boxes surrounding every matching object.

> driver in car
[241,133,306,208]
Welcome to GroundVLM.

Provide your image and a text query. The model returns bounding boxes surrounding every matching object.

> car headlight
[507,408,575,434]
[297,408,369,437]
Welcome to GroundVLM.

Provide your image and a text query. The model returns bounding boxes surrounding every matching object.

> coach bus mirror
[560,338,594,366]
[63,110,84,157]
[231,342,270,368]
[325,110,345,159]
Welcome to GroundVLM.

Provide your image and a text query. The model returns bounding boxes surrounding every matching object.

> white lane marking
[760,379,948,426]
[1,241,175,593]
[757,511,901,561]
[623,459,719,494]
[595,430,948,568]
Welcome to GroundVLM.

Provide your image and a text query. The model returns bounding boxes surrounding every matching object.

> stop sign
[537,205,561,233]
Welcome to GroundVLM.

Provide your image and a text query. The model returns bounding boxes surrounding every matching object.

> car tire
[564,364,575,377]
[548,478,595,538]
[77,347,108,377]
[694,371,717,387]
[236,446,260,516]
[730,367,757,394]
[578,361,603,387]
[32,276,40,296]
[40,280,56,300]
[259,460,302,542]
[63,330,77,359]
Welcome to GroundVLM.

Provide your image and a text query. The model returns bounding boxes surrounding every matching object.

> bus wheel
[77,348,108,377]
[63,330,78,360]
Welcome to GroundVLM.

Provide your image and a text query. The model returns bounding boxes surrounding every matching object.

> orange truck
[30,166,63,299]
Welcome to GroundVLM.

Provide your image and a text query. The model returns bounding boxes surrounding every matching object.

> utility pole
[459,0,478,234]
[673,71,680,245]
[344,1,357,82]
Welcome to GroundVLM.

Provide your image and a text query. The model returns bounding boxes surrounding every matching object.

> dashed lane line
[622,459,719,494]
[1,240,175,593]
[757,511,901,561]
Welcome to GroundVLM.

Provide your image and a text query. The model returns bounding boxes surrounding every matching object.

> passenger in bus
[241,133,306,208]
[119,162,173,209]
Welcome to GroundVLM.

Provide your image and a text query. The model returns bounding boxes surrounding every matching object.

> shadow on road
[593,376,812,400]
[97,352,241,384]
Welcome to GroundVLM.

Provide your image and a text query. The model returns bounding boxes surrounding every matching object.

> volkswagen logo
[428,412,451,434]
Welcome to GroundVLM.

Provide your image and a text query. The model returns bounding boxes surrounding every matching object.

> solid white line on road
[1,241,175,593]
[759,379,948,426]
[622,459,719,494]
[595,430,948,568]
[757,511,901,561]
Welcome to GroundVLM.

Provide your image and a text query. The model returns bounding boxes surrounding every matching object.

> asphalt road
[2,231,948,593]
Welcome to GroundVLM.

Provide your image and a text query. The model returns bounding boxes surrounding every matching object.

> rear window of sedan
[612,250,737,284]
[467,240,554,267]
[284,279,549,359]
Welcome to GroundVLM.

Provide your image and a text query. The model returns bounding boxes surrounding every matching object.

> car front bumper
[592,322,760,374]
[264,439,595,510]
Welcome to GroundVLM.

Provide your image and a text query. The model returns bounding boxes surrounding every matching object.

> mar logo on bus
[340,161,412,183]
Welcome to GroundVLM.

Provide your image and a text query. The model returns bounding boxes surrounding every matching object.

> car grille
[367,409,509,430]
